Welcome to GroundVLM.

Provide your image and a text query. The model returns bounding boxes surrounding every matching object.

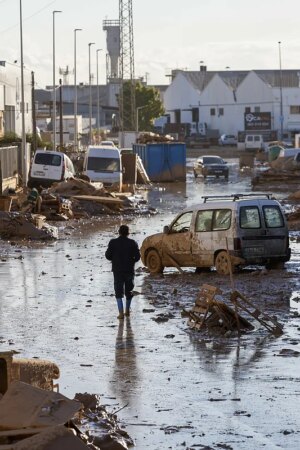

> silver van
[28,150,75,188]
[141,194,291,274]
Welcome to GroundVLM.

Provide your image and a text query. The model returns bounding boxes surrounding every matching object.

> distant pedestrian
[105,225,140,319]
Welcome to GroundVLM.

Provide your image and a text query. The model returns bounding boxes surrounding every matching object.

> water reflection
[111,318,140,404]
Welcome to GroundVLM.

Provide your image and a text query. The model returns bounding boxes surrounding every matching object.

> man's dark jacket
[105,236,140,274]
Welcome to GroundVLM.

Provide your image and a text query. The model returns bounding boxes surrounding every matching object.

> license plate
[244,246,264,255]
[33,171,45,176]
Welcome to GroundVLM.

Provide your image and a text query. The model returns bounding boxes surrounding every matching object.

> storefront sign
[244,112,271,130]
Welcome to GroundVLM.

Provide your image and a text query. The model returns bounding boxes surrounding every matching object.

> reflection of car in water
[141,194,291,275]
[193,155,229,180]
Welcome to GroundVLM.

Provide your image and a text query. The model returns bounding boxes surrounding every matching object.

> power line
[0,0,57,34]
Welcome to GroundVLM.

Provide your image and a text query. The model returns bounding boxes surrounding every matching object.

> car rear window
[35,153,62,166]
[263,206,284,228]
[240,206,261,229]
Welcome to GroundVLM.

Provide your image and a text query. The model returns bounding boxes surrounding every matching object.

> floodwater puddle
[1,164,300,449]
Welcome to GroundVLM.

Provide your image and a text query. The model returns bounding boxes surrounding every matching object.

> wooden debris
[184,284,254,334]
[229,290,283,336]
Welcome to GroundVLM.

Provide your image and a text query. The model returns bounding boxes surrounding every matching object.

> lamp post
[96,48,102,132]
[136,105,147,133]
[88,42,95,145]
[278,41,284,140]
[74,28,82,151]
[52,10,62,150]
[19,0,27,185]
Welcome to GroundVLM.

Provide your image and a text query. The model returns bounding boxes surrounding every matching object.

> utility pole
[59,78,63,150]
[278,41,284,140]
[31,71,37,153]
[119,0,136,133]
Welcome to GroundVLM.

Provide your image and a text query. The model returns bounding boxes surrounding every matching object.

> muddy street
[1,158,300,449]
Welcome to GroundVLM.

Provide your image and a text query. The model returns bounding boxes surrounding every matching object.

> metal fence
[0,146,19,179]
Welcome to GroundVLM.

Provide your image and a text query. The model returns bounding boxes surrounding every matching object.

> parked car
[193,155,229,179]
[140,194,291,275]
[100,140,117,147]
[28,150,75,188]
[82,145,122,191]
[218,134,237,146]
[245,134,264,151]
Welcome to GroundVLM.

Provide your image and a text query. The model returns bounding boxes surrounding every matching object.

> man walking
[105,225,140,319]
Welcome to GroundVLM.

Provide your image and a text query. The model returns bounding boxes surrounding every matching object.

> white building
[163,69,300,138]
[0,61,32,138]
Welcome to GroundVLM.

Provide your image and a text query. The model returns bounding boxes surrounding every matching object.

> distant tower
[119,0,136,131]
[102,19,120,82]
[59,66,71,85]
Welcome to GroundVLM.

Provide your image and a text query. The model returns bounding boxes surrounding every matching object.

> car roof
[174,196,279,215]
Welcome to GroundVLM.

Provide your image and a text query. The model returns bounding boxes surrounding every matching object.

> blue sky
[0,0,299,88]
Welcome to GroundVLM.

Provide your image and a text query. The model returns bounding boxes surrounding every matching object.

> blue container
[132,142,186,182]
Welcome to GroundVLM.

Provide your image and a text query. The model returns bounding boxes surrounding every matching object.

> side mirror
[163,225,170,234]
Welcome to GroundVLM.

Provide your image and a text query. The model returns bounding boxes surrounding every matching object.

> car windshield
[87,157,120,172]
[202,157,223,164]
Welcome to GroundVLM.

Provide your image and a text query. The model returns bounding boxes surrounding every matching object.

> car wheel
[225,174,229,181]
[215,251,231,275]
[146,249,164,274]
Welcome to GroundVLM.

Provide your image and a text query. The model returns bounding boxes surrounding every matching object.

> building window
[254,106,260,113]
[245,107,251,113]
[210,108,215,116]
[174,109,181,123]
[218,108,224,116]
[290,105,300,114]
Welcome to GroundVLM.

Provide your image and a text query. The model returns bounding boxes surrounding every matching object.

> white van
[28,150,75,188]
[141,193,291,274]
[83,145,122,190]
[245,134,264,151]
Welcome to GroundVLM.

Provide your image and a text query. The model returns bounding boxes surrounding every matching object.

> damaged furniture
[184,284,283,336]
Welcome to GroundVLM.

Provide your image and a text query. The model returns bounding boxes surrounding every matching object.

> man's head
[119,225,129,237]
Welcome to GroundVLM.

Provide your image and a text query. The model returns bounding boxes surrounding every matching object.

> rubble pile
[252,156,300,190]
[136,132,175,144]
[0,382,133,450]
[0,178,156,240]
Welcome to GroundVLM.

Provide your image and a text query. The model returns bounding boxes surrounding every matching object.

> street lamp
[74,28,82,151]
[96,48,102,131]
[136,105,147,133]
[278,41,284,140]
[88,42,95,145]
[52,10,62,150]
[19,0,27,185]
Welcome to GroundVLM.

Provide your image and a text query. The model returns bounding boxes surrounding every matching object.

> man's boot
[116,298,124,319]
[125,297,132,317]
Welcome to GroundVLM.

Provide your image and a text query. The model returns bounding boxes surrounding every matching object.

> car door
[161,211,193,266]
[261,203,288,257]
[191,208,233,266]
[191,209,214,266]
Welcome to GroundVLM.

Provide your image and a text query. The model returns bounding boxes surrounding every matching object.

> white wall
[0,63,32,136]
[163,70,300,137]
[164,73,201,123]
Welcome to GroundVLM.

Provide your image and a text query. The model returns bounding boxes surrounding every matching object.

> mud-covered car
[141,194,291,275]
[193,155,229,179]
